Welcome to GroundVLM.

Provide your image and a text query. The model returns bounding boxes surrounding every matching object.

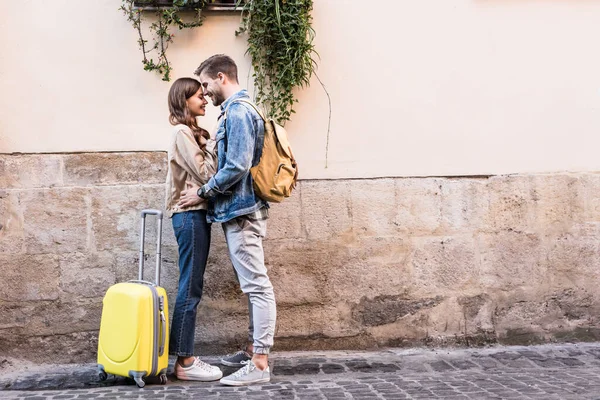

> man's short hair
[194,54,239,83]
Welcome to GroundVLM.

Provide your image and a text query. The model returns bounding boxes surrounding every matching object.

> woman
[165,77,221,381]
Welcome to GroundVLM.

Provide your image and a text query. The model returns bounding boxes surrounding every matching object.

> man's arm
[178,104,257,207]
[201,104,256,198]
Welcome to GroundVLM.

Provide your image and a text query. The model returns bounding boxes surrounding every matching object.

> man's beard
[212,91,226,106]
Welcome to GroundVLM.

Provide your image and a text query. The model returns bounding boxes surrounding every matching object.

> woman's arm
[173,128,217,185]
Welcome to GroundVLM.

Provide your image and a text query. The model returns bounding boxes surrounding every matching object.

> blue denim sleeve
[203,104,256,197]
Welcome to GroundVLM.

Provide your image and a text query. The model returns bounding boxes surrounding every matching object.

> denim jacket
[201,90,268,223]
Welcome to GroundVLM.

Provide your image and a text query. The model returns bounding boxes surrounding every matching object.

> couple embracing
[165,54,276,386]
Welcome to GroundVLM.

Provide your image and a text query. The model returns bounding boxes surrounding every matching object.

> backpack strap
[221,99,266,164]
[224,99,298,188]
[223,98,266,122]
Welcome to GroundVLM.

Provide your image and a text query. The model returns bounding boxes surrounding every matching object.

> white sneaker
[219,361,271,386]
[175,357,223,381]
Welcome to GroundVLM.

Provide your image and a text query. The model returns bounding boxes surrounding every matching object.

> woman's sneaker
[220,350,252,367]
[175,357,223,381]
[219,361,270,386]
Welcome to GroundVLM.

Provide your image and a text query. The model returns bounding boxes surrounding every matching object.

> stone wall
[1,153,600,363]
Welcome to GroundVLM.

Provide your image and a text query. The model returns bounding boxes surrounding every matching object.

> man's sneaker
[175,357,223,381]
[220,350,252,367]
[219,361,270,386]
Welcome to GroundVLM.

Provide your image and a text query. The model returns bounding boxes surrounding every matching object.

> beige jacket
[165,124,217,217]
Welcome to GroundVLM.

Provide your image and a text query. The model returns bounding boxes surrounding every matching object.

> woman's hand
[178,182,202,207]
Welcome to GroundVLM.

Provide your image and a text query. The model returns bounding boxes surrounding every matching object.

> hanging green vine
[236,0,317,124]
[120,0,205,81]
[121,0,320,122]
[121,0,330,165]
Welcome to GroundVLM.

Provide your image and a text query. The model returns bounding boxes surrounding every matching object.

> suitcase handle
[159,296,166,356]
[139,209,163,286]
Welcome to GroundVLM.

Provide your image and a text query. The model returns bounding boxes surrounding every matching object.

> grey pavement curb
[2,343,600,399]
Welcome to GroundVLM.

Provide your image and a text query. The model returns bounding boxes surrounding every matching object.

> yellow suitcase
[97,209,169,388]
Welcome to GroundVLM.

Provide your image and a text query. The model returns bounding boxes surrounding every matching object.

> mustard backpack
[226,99,298,203]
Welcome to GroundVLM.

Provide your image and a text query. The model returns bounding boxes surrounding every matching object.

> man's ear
[218,72,225,84]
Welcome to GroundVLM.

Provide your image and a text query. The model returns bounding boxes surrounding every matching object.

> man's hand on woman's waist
[178,182,202,208]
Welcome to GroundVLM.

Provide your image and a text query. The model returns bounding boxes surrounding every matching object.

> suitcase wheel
[134,377,145,388]
[160,374,168,385]
[98,371,108,381]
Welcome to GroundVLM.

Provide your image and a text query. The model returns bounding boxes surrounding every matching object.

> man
[178,54,276,386]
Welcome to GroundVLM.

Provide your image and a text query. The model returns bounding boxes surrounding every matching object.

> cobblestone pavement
[3,343,600,399]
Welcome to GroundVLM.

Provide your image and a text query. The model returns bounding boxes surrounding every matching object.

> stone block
[193,302,249,343]
[483,175,536,233]
[440,178,489,232]
[0,299,101,336]
[158,244,185,296]
[0,190,24,254]
[58,252,116,299]
[91,184,165,252]
[20,188,90,254]
[113,250,138,282]
[546,288,600,322]
[276,331,378,351]
[545,229,600,289]
[351,294,444,327]
[0,254,60,301]
[371,296,468,340]
[394,178,442,234]
[197,242,241,302]
[426,297,469,336]
[62,152,166,186]
[264,239,346,305]
[531,174,584,234]
[0,155,62,189]
[301,180,353,240]
[478,232,545,290]
[275,304,359,338]
[367,311,431,344]
[0,331,98,364]
[112,247,174,287]
[577,173,600,222]
[326,237,412,303]
[410,235,479,295]
[350,178,400,237]
[266,236,411,306]
[161,215,178,248]
[270,266,324,307]
[112,245,181,302]
[493,290,577,339]
[367,295,496,347]
[265,185,303,240]
[456,294,495,334]
[210,220,227,246]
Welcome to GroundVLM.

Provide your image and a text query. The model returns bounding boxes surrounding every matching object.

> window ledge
[133,3,242,12]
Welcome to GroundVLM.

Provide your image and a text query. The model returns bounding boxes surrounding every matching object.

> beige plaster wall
[2,1,600,179]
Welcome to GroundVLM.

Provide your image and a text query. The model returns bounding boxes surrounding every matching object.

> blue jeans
[169,210,211,357]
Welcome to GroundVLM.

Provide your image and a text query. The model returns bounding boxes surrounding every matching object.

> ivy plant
[121,0,322,120]
[121,0,331,164]
[120,0,205,81]
[235,0,317,124]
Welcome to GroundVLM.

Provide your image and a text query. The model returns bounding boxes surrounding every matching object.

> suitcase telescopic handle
[159,296,166,356]
[139,209,164,286]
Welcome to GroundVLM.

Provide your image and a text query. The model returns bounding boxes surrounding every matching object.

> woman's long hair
[168,77,210,143]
